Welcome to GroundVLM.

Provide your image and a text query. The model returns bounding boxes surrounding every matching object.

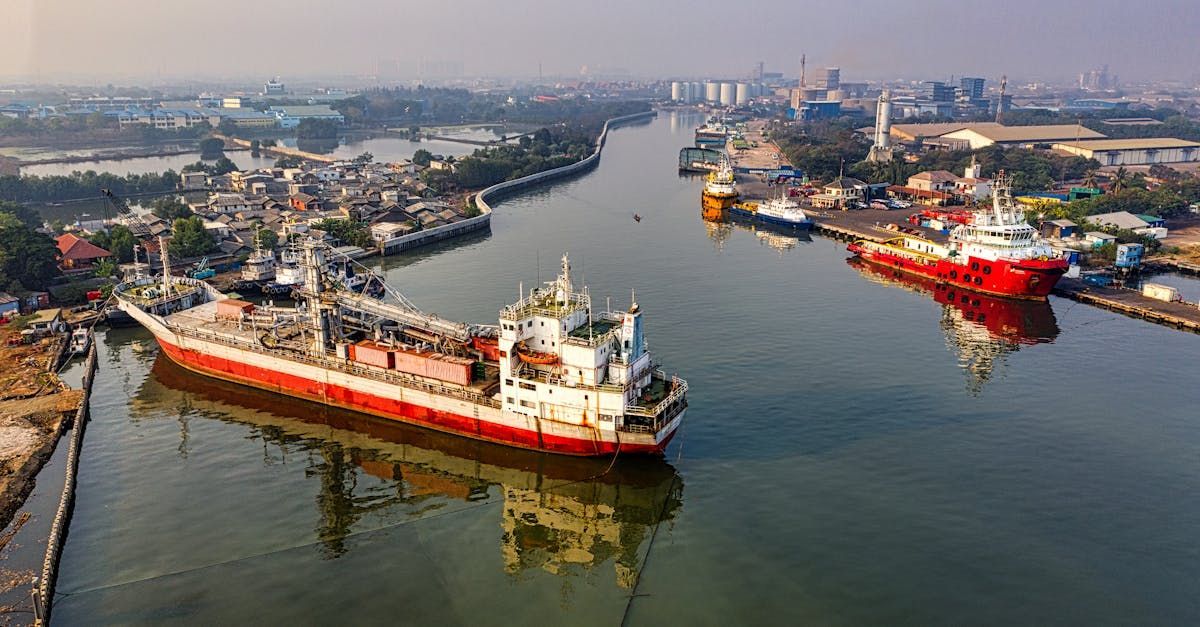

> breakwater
[33,341,97,625]
[378,111,656,256]
[473,110,655,212]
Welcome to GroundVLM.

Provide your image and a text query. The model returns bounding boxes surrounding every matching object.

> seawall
[376,110,656,255]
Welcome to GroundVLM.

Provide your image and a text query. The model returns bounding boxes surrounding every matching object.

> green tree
[199,137,226,159]
[275,155,303,169]
[296,118,339,139]
[250,139,261,157]
[352,152,374,165]
[90,224,138,263]
[210,157,238,175]
[412,149,433,166]
[255,227,278,251]
[168,216,217,258]
[150,196,193,221]
[217,119,239,137]
[311,218,373,248]
[93,257,117,279]
[0,206,59,292]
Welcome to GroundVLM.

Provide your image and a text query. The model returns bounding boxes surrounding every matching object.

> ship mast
[158,235,171,295]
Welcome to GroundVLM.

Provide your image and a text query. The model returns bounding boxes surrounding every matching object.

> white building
[268,105,345,129]
[937,124,1106,150]
[1052,138,1200,166]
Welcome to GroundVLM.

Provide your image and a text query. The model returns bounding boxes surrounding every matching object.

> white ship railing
[169,323,502,409]
[622,371,688,434]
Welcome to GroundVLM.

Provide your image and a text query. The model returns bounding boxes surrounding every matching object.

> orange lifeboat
[516,342,559,365]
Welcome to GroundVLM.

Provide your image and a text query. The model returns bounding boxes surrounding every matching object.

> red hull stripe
[853,247,1064,300]
[157,340,668,457]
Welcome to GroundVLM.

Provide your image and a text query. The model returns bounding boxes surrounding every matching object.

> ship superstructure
[701,161,739,216]
[115,242,686,456]
[848,172,1067,299]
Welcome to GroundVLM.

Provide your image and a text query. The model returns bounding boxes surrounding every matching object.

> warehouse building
[935,124,1106,149]
[1052,138,1200,166]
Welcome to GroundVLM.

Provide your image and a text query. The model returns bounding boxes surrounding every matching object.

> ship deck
[165,301,503,396]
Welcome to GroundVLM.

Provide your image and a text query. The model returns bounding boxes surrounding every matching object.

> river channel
[54,111,1200,625]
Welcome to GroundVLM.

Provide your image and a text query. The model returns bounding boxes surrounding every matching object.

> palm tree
[1111,166,1130,193]
[1083,167,1098,189]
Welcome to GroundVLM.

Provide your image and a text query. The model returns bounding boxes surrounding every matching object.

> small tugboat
[701,161,739,218]
[848,171,1068,299]
[69,327,91,354]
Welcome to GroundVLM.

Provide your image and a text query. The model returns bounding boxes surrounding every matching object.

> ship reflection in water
[139,355,683,588]
[702,213,812,254]
[847,258,1059,393]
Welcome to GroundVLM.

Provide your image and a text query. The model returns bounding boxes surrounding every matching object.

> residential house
[290,193,321,211]
[1040,219,1078,239]
[56,233,112,272]
[907,170,959,193]
[810,177,867,209]
[1083,231,1118,248]
[209,193,250,214]
[1088,211,1168,239]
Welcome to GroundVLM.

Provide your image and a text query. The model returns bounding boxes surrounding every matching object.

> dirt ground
[1162,214,1200,251]
[0,323,79,529]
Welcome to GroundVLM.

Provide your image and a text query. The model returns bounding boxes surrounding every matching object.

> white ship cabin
[497,255,656,429]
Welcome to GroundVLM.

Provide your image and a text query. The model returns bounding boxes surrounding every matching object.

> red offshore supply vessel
[848,172,1068,300]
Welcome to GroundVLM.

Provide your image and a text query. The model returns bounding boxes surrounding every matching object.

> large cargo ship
[114,243,686,456]
[848,172,1068,299]
[701,162,739,217]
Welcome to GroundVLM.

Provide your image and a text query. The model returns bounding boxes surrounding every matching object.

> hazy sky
[4,0,1199,84]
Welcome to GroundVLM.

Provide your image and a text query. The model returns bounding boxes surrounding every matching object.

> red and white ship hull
[129,309,682,457]
[848,241,1067,300]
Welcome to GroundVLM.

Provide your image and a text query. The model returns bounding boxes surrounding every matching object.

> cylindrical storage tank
[719,82,735,106]
[671,81,683,101]
[704,82,720,103]
[689,82,702,102]
[735,83,750,105]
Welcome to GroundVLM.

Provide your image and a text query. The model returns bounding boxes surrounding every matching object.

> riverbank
[377,110,656,256]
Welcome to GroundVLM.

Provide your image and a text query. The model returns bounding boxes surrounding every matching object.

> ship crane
[294,238,481,346]
[102,188,153,238]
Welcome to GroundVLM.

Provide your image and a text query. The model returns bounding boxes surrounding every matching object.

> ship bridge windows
[519,382,536,391]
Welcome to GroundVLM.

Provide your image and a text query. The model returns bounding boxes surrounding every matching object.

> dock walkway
[1053,278,1200,333]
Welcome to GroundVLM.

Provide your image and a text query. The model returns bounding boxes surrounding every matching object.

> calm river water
[55,111,1200,625]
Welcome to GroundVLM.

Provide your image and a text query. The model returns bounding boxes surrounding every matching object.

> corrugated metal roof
[1055,138,1200,151]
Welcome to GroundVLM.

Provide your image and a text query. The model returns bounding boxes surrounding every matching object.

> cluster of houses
[164,159,478,262]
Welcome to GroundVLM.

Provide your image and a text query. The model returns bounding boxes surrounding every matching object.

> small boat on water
[69,327,91,354]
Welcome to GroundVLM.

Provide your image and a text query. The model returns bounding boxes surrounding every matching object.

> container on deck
[425,353,473,386]
[216,299,255,320]
[1142,283,1182,303]
[352,341,395,369]
[393,349,431,377]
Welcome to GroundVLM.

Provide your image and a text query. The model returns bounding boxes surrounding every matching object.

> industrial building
[1052,138,1200,166]
[934,124,1106,149]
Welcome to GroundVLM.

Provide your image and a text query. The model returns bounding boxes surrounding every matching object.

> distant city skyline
[3,0,1199,85]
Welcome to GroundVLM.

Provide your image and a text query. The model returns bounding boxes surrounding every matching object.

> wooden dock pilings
[33,341,97,626]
